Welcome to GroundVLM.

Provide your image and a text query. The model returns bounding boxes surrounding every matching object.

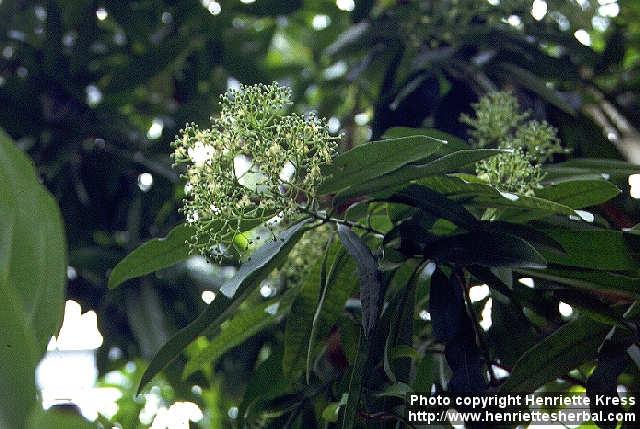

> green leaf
[488,293,539,367]
[545,158,639,183]
[184,291,295,377]
[429,269,465,342]
[535,180,620,209]
[0,131,66,429]
[137,220,309,394]
[417,176,576,217]
[282,255,325,380]
[536,229,640,271]
[586,326,630,429]
[382,127,470,152]
[239,348,290,425]
[333,149,505,205]
[553,290,626,326]
[341,331,369,429]
[428,231,547,268]
[303,248,358,379]
[108,223,192,289]
[516,267,640,298]
[375,382,413,398]
[479,221,565,254]
[316,252,358,339]
[388,184,481,230]
[109,215,273,289]
[305,244,349,382]
[383,263,419,382]
[500,317,610,393]
[337,224,383,337]
[319,135,447,194]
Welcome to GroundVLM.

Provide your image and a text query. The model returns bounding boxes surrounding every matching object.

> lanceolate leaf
[341,331,369,429]
[586,327,632,429]
[500,316,610,393]
[282,252,326,380]
[536,229,640,272]
[427,231,547,269]
[429,269,464,343]
[0,132,67,428]
[305,246,353,382]
[382,127,469,152]
[545,158,640,183]
[239,349,289,426]
[430,269,486,393]
[516,267,640,298]
[319,135,447,194]
[184,291,296,377]
[337,224,383,338]
[479,221,565,254]
[108,223,192,289]
[535,180,620,209]
[388,184,480,230]
[417,176,576,216]
[137,220,309,394]
[109,214,272,289]
[220,220,310,297]
[333,149,505,205]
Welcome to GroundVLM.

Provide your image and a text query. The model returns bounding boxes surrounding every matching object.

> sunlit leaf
[320,135,447,194]
[333,149,505,205]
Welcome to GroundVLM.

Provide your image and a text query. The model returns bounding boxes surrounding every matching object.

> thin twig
[301,206,384,235]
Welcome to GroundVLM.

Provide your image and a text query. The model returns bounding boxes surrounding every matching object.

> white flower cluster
[173,83,337,260]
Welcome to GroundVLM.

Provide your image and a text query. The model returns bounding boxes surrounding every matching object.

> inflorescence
[461,91,564,195]
[173,82,337,260]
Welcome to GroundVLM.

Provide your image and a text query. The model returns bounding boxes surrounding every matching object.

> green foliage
[108,223,192,289]
[319,135,446,194]
[119,107,638,427]
[500,316,610,393]
[137,219,308,394]
[0,131,68,428]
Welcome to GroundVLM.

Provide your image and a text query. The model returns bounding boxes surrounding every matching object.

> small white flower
[187,141,216,167]
[187,211,199,223]
[279,161,296,183]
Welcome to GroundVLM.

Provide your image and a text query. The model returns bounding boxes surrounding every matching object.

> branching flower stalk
[461,91,565,195]
[172,82,338,261]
